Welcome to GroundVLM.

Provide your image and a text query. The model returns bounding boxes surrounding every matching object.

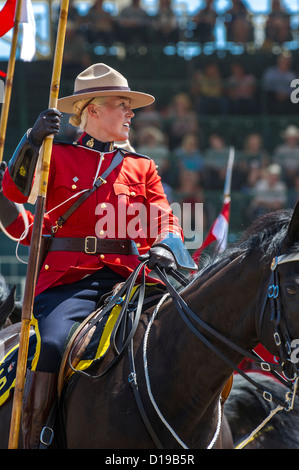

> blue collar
[79,133,114,152]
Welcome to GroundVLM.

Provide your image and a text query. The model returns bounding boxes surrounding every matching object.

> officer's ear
[87,104,100,119]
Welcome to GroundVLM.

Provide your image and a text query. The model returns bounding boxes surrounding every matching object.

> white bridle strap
[277,252,299,265]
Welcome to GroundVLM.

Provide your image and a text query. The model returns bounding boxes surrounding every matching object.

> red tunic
[3,136,182,296]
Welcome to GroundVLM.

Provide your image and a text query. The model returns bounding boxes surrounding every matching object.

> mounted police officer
[0,63,196,448]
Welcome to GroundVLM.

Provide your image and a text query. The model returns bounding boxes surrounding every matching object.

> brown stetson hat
[57,63,155,113]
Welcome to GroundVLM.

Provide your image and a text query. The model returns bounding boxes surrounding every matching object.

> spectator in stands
[175,168,206,235]
[67,0,81,24]
[190,63,228,115]
[133,103,162,130]
[246,160,263,192]
[241,132,269,168]
[226,62,257,114]
[203,133,229,190]
[152,0,180,44]
[248,163,287,220]
[135,125,173,197]
[135,125,170,174]
[236,133,269,192]
[82,0,116,46]
[164,92,199,150]
[264,0,292,46]
[63,20,92,67]
[273,125,299,184]
[116,0,151,45]
[52,0,82,34]
[204,133,228,168]
[191,0,217,43]
[262,52,296,114]
[224,0,254,43]
[174,132,204,172]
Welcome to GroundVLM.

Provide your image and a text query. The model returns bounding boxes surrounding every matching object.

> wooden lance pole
[0,0,24,164]
[8,0,70,449]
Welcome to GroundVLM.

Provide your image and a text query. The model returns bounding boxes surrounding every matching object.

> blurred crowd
[60,0,297,61]
[57,0,299,232]
[128,106,299,227]
[61,0,299,116]
[190,51,298,116]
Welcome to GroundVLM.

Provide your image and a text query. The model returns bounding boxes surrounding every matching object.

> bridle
[256,250,299,384]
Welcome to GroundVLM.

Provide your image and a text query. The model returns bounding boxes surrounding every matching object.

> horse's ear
[287,201,299,245]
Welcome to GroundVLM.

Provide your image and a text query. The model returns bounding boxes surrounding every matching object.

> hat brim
[57,90,155,113]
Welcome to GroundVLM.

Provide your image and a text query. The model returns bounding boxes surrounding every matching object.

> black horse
[2,203,299,448]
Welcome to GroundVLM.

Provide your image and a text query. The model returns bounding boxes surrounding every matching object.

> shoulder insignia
[53,140,78,146]
[118,148,150,159]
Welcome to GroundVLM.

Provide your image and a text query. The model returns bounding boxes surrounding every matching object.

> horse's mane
[0,274,10,303]
[194,209,292,282]
[0,274,22,324]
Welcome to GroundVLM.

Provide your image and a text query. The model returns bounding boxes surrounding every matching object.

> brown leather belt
[48,237,139,255]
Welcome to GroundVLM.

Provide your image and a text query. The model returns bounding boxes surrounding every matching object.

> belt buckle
[85,236,97,254]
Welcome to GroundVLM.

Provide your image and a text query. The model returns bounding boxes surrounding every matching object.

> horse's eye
[286,286,296,296]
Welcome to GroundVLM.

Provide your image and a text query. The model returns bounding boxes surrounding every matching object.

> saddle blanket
[0,325,37,407]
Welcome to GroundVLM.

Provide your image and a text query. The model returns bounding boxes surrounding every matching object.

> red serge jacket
[2,134,183,296]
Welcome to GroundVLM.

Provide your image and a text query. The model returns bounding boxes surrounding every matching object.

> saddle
[57,280,166,397]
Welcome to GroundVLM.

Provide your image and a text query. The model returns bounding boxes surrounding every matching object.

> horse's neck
[151,256,267,427]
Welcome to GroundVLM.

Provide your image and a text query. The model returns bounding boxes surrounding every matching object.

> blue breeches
[32,267,125,373]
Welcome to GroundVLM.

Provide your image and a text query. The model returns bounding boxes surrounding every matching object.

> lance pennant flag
[192,147,235,265]
[192,196,231,265]
[20,0,36,61]
[0,0,17,37]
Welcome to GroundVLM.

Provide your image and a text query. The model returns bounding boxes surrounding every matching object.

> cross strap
[52,150,124,232]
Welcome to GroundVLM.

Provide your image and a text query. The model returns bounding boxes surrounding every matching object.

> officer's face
[88,96,135,142]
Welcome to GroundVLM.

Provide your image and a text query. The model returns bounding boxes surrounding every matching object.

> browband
[277,252,299,265]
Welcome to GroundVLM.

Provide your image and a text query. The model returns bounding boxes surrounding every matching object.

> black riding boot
[22,369,57,449]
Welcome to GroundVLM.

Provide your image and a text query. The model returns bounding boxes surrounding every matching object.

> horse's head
[258,201,299,381]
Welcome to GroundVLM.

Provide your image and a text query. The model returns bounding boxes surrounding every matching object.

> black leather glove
[29,108,62,147]
[0,161,7,192]
[139,246,177,272]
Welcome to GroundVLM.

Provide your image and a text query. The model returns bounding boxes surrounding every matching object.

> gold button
[72,184,77,189]
[130,191,136,196]
[100,254,105,259]
[101,203,107,209]
[136,242,141,248]
[99,230,105,236]
[44,264,49,270]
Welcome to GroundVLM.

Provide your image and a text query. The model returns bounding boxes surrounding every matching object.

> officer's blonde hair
[69,96,106,129]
